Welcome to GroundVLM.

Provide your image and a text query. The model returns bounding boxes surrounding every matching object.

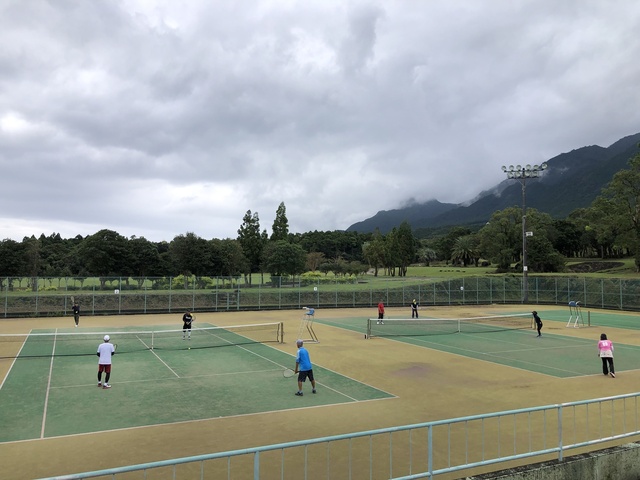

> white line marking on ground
[41,330,58,439]
[137,336,180,377]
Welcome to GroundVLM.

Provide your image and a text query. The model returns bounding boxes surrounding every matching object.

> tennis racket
[283,368,296,378]
[113,344,118,353]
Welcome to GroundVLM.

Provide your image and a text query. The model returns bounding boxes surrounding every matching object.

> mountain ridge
[347,132,640,234]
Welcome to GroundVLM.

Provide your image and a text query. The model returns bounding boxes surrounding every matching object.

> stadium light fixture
[500,163,548,303]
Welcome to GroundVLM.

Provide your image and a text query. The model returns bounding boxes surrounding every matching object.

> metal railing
[4,275,640,318]
[40,392,640,480]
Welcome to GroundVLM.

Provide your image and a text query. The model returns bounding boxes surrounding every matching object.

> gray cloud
[1,0,639,242]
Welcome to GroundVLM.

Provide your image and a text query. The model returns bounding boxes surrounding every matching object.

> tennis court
[315,310,640,378]
[2,306,640,479]
[0,321,393,443]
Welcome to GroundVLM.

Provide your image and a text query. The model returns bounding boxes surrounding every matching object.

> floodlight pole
[521,177,528,303]
[501,163,548,303]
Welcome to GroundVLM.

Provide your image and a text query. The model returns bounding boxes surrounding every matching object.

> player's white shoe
[102,384,111,389]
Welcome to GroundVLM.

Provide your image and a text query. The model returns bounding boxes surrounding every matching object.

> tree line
[2,151,640,284]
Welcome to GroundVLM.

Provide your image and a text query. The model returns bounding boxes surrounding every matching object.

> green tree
[271,202,289,242]
[23,235,42,291]
[77,229,131,288]
[477,208,523,271]
[237,210,267,284]
[362,229,386,277]
[451,235,479,267]
[169,232,211,285]
[306,251,326,271]
[593,152,640,270]
[417,243,437,266]
[479,207,564,272]
[262,240,306,279]
[216,239,250,278]
[549,219,582,258]
[298,230,369,263]
[0,239,26,290]
[395,221,416,276]
[584,199,621,258]
[129,236,162,286]
[383,229,401,276]
[38,233,75,278]
[526,234,566,272]
[567,208,601,257]
[434,226,473,263]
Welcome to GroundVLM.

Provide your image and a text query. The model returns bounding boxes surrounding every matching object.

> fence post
[557,405,563,461]
[428,424,433,479]
[254,451,260,479]
[3,277,7,318]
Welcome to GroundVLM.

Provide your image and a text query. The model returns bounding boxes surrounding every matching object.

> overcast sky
[1,1,639,243]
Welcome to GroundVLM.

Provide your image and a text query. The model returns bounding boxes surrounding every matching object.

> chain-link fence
[2,275,640,318]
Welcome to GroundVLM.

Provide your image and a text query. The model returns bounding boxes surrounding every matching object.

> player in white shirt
[97,335,115,389]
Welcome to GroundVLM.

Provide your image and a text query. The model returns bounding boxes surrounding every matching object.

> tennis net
[0,322,284,359]
[366,314,532,338]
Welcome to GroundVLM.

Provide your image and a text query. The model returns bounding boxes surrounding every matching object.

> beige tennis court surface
[2,305,640,479]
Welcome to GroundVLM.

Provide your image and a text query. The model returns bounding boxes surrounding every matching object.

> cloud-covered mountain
[347,132,640,234]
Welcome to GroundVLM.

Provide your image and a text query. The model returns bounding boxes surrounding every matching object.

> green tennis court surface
[0,324,392,443]
[316,310,640,378]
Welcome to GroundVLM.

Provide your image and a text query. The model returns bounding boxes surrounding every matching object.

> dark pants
[601,357,615,375]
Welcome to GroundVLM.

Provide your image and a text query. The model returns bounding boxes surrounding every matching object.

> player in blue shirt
[294,339,316,396]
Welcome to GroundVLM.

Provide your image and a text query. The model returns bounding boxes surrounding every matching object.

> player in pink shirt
[597,333,615,378]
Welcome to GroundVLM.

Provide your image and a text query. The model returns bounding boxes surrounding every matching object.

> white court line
[309,316,592,379]
[197,331,357,398]
[394,331,592,377]
[152,327,392,401]
[0,393,396,447]
[137,335,180,378]
[206,331,393,401]
[41,330,58,439]
[0,330,32,391]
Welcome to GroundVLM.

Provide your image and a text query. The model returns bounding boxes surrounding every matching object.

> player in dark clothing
[532,311,543,337]
[182,311,194,340]
[72,302,80,327]
[411,299,419,318]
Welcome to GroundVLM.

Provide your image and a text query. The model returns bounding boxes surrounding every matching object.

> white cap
[104,335,110,342]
